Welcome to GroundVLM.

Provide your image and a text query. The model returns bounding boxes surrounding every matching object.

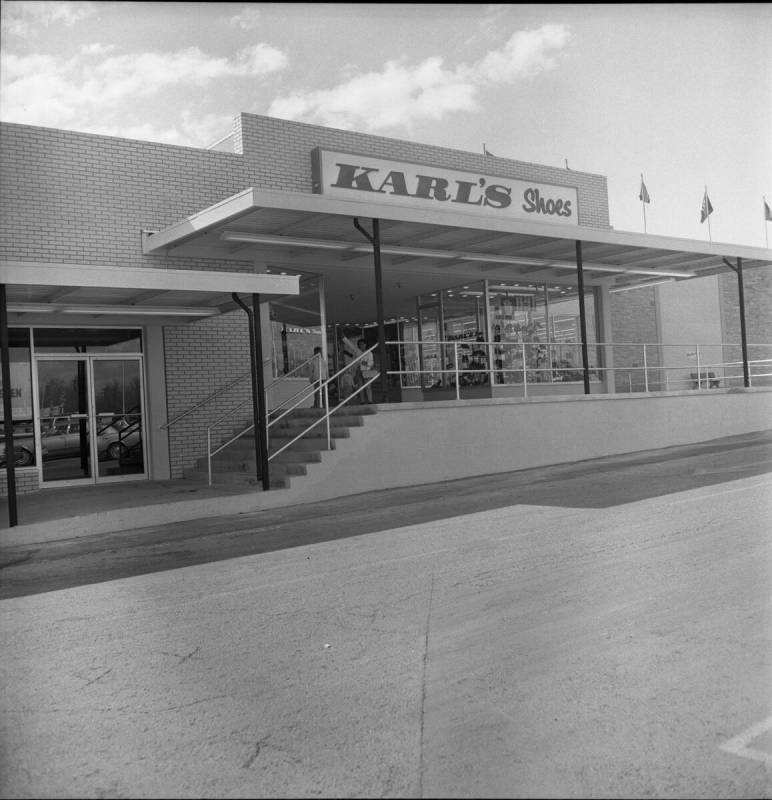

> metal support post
[353,217,388,402]
[723,257,751,388]
[0,285,18,527]
[232,293,270,491]
[575,241,591,394]
[252,293,270,490]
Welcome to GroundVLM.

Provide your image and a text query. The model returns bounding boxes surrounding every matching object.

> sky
[1,1,770,248]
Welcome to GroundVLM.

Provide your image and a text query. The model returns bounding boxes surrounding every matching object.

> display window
[408,281,601,389]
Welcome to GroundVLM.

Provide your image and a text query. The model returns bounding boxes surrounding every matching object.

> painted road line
[719,715,772,766]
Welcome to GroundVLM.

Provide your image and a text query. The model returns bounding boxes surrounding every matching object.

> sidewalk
[3,428,772,548]
[0,477,291,546]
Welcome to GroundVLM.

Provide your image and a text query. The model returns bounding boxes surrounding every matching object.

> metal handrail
[204,345,380,484]
[203,352,324,482]
[161,357,271,430]
[268,346,379,462]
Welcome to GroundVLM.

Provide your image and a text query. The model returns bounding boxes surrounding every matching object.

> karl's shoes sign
[312,148,578,225]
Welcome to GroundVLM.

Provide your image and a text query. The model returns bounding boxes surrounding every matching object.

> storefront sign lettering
[312,149,578,225]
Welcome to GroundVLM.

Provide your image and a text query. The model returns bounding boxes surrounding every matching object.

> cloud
[0,43,288,138]
[268,23,571,133]
[230,6,261,30]
[472,25,573,83]
[80,43,116,56]
[85,111,236,148]
[269,57,477,133]
[1,1,97,38]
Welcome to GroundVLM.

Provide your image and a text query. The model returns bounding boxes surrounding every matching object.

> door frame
[32,352,148,487]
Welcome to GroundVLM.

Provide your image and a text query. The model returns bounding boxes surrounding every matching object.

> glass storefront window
[0,328,35,467]
[417,303,443,388]
[269,322,322,377]
[547,291,600,381]
[488,284,599,384]
[489,283,542,384]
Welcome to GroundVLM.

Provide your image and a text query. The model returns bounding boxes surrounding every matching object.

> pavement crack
[162,694,228,712]
[418,570,435,798]
[177,646,201,664]
[83,667,113,686]
[242,736,270,769]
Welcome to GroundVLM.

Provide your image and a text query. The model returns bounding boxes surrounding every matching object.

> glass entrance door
[36,358,93,484]
[35,356,146,485]
[93,358,145,479]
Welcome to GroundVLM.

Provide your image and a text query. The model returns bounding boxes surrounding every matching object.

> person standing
[309,346,327,408]
[356,338,375,403]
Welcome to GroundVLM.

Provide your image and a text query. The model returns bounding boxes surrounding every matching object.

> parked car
[0,423,44,467]
[1,416,142,466]
[39,416,141,461]
[97,418,142,461]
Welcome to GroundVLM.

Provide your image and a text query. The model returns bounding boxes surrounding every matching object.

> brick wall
[235,113,612,229]
[0,122,250,272]
[0,469,39,497]
[719,267,772,386]
[162,311,255,478]
[609,287,661,391]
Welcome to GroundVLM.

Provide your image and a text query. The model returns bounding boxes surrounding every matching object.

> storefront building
[1,112,771,514]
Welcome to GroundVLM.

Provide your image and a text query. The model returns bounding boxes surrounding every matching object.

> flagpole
[705,185,712,243]
[641,173,647,233]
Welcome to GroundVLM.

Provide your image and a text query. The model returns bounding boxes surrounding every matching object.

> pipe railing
[205,345,380,484]
[386,338,772,395]
[204,352,323,483]
[267,344,379,463]
[161,356,274,431]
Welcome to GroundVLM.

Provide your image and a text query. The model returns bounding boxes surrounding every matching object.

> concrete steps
[183,403,377,490]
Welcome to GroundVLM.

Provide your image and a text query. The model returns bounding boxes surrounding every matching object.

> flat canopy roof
[142,188,772,326]
[0,262,300,326]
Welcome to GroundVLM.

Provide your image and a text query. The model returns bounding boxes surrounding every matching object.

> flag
[639,177,650,204]
[483,145,494,157]
[700,190,713,223]
[765,199,772,221]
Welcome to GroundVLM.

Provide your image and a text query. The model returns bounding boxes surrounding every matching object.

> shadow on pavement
[1,431,771,599]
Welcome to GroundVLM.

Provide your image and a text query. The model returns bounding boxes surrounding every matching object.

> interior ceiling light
[609,278,676,293]
[6,303,217,316]
[547,260,695,278]
[220,231,355,250]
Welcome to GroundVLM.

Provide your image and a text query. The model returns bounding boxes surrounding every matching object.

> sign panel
[0,362,33,419]
[312,148,579,225]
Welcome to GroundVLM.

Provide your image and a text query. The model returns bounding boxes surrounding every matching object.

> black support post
[575,240,591,395]
[0,285,17,527]
[737,258,750,388]
[353,217,388,402]
[232,293,270,491]
[723,257,751,388]
[252,293,270,490]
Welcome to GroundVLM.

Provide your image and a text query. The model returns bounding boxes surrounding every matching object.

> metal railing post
[207,428,213,486]
[695,344,701,389]
[454,342,460,400]
[522,343,528,398]
[643,343,649,393]
[324,377,331,450]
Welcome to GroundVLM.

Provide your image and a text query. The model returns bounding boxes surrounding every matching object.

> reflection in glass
[37,359,92,482]
[93,360,144,478]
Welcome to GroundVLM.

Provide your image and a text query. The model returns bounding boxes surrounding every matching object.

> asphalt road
[1,433,771,798]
